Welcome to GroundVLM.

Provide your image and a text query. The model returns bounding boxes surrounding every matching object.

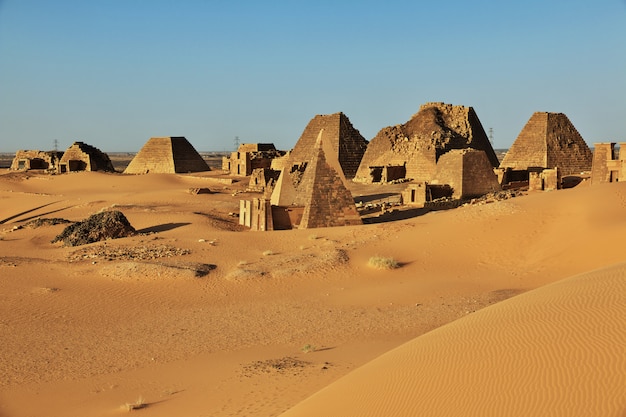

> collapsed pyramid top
[124,137,209,174]
[289,112,368,179]
[500,112,592,175]
[354,102,498,183]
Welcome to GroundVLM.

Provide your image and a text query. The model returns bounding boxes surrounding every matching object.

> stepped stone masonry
[354,102,498,183]
[288,112,368,180]
[124,137,209,174]
[59,142,114,173]
[500,112,592,176]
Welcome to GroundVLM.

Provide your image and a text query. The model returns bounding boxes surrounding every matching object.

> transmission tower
[53,139,59,151]
[488,128,494,145]
[234,136,240,151]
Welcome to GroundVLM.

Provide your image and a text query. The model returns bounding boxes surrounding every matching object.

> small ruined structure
[528,168,560,191]
[590,142,626,184]
[222,143,285,176]
[354,102,498,184]
[431,149,501,199]
[247,168,281,193]
[59,142,114,173]
[288,112,368,180]
[10,150,63,171]
[124,137,209,174]
[500,112,592,177]
[240,134,362,230]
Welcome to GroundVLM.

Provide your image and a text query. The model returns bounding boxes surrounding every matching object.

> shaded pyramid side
[297,136,362,229]
[544,113,592,175]
[170,137,210,173]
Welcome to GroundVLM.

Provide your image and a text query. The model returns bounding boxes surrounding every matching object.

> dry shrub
[367,256,400,270]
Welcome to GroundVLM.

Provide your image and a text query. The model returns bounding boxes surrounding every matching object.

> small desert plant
[301,343,316,353]
[124,396,147,411]
[262,250,274,256]
[367,256,400,270]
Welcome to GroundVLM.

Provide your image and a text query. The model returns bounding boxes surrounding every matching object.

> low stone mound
[25,218,72,228]
[52,210,136,247]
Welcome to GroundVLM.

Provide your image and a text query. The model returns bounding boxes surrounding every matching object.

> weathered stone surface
[124,137,209,174]
[52,210,136,247]
[297,136,362,229]
[590,142,626,184]
[433,149,501,199]
[500,112,592,176]
[59,142,114,173]
[10,150,63,171]
[289,112,368,180]
[222,143,285,177]
[354,102,498,183]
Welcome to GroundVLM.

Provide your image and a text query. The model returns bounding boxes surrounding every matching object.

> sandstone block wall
[433,149,500,199]
[590,142,626,184]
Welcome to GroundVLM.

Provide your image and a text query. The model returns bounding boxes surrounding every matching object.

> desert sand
[0,169,625,416]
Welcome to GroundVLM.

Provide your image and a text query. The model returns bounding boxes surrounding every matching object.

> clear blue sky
[1,0,624,153]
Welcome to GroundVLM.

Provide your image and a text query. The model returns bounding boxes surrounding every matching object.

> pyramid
[354,102,498,183]
[500,112,592,176]
[124,137,209,174]
[283,134,362,229]
[289,112,368,179]
[59,141,114,172]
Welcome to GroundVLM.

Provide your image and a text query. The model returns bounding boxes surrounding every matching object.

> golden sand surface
[0,169,624,416]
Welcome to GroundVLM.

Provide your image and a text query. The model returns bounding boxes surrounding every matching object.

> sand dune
[1,171,625,416]
[279,261,626,417]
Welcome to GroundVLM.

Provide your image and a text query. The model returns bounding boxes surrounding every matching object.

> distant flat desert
[1,168,625,417]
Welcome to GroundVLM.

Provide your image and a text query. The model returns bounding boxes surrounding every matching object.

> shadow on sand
[138,222,191,233]
[362,207,431,224]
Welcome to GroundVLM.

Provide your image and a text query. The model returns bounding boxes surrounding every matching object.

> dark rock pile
[52,210,136,247]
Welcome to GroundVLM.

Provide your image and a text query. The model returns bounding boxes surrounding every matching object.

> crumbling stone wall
[222,143,285,176]
[289,112,368,180]
[500,112,592,176]
[248,168,281,193]
[354,102,498,183]
[59,142,114,172]
[10,150,63,171]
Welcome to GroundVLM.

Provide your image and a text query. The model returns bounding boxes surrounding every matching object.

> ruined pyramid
[124,137,209,174]
[500,112,592,176]
[354,102,498,183]
[272,132,362,229]
[288,112,368,180]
